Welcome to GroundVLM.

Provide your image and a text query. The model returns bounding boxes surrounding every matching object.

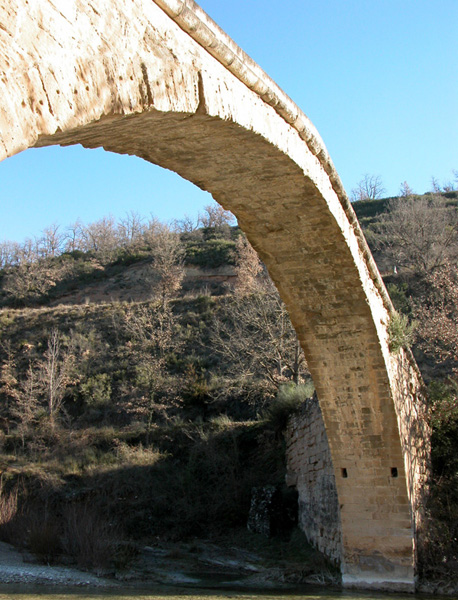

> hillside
[0,195,457,587]
[0,215,320,582]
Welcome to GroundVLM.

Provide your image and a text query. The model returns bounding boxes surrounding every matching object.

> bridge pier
[286,386,425,592]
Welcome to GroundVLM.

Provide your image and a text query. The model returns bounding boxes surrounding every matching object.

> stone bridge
[0,0,429,590]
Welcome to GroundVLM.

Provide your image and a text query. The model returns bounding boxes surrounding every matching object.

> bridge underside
[0,0,429,590]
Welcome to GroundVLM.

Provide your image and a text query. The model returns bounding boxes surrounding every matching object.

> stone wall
[389,348,431,559]
[286,397,341,564]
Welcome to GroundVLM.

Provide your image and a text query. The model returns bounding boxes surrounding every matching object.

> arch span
[0,0,429,590]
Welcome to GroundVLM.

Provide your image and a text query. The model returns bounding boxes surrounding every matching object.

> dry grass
[0,484,18,533]
[113,440,164,467]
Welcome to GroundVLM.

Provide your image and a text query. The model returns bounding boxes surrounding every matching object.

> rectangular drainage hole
[391,467,398,478]
[341,468,348,478]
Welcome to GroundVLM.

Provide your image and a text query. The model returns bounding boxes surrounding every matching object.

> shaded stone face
[286,397,342,565]
[0,0,430,590]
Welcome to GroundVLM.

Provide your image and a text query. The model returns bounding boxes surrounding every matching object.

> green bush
[185,238,236,268]
[386,282,412,316]
[80,373,112,407]
[352,197,390,220]
[387,312,416,353]
[264,383,314,434]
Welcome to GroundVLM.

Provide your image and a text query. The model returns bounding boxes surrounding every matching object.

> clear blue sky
[1,0,457,243]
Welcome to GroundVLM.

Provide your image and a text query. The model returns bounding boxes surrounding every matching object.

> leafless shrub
[198,201,235,229]
[375,195,458,275]
[28,518,62,564]
[0,485,18,539]
[0,485,31,549]
[414,264,458,369]
[61,503,121,570]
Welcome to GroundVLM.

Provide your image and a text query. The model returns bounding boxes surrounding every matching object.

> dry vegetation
[0,203,313,575]
[0,191,457,585]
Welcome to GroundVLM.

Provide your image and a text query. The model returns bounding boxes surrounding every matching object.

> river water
[0,584,442,600]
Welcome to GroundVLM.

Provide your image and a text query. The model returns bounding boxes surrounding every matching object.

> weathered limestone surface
[0,0,430,590]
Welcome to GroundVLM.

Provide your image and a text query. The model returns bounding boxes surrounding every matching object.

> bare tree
[142,216,164,249]
[172,214,199,234]
[351,174,386,202]
[64,220,85,253]
[213,236,307,388]
[80,216,119,263]
[144,224,185,303]
[431,171,458,193]
[38,223,65,258]
[124,302,178,361]
[11,363,40,448]
[198,202,236,228]
[0,342,19,418]
[40,329,71,429]
[0,241,22,269]
[375,194,458,276]
[19,237,40,264]
[415,263,458,371]
[212,276,308,389]
[123,301,181,429]
[118,211,146,250]
[431,176,442,194]
[399,181,414,197]
[443,180,457,193]
[2,260,57,304]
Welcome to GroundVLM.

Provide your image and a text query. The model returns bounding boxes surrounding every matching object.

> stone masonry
[286,397,342,564]
[0,0,430,590]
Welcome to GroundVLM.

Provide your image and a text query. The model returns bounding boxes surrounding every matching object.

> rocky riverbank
[0,539,336,590]
[1,539,457,596]
[0,542,114,587]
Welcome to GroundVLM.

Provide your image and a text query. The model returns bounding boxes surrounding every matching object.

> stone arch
[0,0,429,590]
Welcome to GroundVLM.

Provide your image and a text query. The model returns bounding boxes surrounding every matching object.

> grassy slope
[0,200,457,585]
